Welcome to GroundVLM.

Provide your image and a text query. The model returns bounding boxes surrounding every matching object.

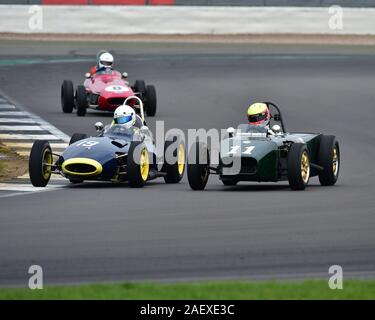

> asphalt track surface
[0,40,375,286]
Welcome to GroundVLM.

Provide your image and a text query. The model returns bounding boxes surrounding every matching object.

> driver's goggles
[116,115,132,124]
[248,112,267,123]
[101,61,113,66]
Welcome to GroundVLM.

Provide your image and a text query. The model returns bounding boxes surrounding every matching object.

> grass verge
[0,280,375,300]
[0,143,27,181]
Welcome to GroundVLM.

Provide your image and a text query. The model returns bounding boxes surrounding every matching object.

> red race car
[61,69,156,117]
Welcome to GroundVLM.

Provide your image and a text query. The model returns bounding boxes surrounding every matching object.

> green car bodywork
[219,128,322,183]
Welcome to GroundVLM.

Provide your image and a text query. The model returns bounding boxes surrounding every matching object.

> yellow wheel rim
[332,147,339,176]
[139,148,149,181]
[177,143,185,175]
[300,151,310,183]
[42,148,53,180]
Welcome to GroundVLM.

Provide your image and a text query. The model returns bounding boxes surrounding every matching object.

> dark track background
[0,40,374,286]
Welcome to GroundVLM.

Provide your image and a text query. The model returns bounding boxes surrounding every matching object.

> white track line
[0,111,28,116]
[0,133,60,140]
[0,125,45,131]
[0,118,37,124]
[0,90,70,143]
[0,104,15,109]
[3,142,68,149]
[0,183,64,192]
[16,173,67,180]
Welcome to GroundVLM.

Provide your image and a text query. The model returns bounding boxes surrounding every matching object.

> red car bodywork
[84,70,136,111]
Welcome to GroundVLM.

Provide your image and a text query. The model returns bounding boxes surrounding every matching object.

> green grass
[0,280,375,300]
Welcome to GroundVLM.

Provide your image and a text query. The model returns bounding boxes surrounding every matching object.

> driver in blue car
[112,105,144,129]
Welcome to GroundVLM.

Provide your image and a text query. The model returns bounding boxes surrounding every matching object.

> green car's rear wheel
[287,143,310,191]
[318,135,340,186]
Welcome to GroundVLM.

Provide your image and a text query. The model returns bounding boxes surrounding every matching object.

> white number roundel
[105,86,129,93]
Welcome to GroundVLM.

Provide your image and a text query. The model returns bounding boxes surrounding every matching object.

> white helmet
[113,105,136,128]
[98,52,114,69]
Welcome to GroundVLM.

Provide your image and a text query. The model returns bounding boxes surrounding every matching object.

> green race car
[187,102,340,191]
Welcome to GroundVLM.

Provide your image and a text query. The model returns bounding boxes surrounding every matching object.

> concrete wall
[1,0,375,7]
[1,5,375,35]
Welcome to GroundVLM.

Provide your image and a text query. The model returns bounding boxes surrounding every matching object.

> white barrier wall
[1,5,375,35]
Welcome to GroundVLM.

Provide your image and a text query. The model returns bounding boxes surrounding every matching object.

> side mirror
[271,124,281,133]
[273,114,281,121]
[122,72,128,79]
[85,73,91,79]
[227,127,235,137]
[94,122,104,132]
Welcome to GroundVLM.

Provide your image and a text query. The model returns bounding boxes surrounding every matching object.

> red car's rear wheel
[61,80,74,113]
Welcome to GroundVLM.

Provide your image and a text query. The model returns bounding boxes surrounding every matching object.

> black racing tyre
[69,133,87,145]
[134,80,146,96]
[145,85,157,117]
[287,143,310,191]
[163,137,185,184]
[61,80,74,113]
[76,85,87,117]
[29,140,53,187]
[318,135,340,186]
[187,142,210,190]
[221,178,237,186]
[127,141,149,188]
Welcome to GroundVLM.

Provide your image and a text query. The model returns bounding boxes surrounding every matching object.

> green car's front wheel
[187,142,210,190]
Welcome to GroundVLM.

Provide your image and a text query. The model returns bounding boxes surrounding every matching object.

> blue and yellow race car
[29,97,185,188]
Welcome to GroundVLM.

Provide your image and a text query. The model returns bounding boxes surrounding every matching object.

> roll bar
[263,101,287,132]
[124,96,145,122]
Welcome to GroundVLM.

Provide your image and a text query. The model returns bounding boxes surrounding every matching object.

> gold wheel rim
[42,149,52,180]
[139,148,149,181]
[177,143,185,175]
[300,150,310,183]
[332,147,339,176]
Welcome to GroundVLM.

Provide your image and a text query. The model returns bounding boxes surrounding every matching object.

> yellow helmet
[247,102,270,126]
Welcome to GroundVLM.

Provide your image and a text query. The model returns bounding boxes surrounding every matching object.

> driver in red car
[89,51,114,75]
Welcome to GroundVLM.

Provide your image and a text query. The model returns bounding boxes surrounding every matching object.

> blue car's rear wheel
[163,137,185,184]
[127,141,149,188]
